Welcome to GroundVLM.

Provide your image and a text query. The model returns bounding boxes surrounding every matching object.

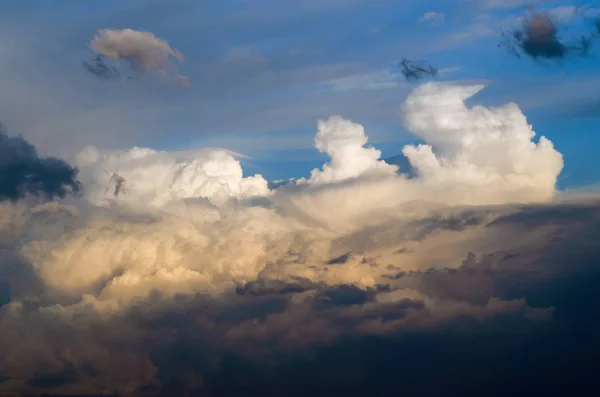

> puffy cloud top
[401,82,563,203]
[306,115,398,184]
[75,146,270,208]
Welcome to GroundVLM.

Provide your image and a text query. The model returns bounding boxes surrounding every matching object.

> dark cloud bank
[0,125,81,202]
[2,197,600,396]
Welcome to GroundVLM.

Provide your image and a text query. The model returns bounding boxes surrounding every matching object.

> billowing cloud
[87,28,189,86]
[74,146,270,208]
[303,115,398,184]
[0,82,590,396]
[0,124,81,202]
[401,82,563,203]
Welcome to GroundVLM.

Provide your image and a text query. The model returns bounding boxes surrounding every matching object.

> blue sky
[0,0,599,188]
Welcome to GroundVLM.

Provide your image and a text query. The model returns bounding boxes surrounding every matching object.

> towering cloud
[0,124,81,202]
[0,82,582,396]
[305,115,398,184]
[270,83,562,234]
[86,28,189,86]
[401,83,563,203]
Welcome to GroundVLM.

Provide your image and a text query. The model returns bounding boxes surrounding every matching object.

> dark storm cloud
[313,284,375,309]
[499,10,596,61]
[0,125,81,202]
[236,277,321,297]
[3,199,600,396]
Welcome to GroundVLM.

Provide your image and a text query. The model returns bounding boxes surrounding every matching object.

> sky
[0,0,599,186]
[3,1,600,397]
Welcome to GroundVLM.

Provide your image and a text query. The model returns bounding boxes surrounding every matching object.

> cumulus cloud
[401,83,563,203]
[0,82,586,396]
[74,146,270,208]
[87,28,189,86]
[0,124,81,202]
[303,115,398,185]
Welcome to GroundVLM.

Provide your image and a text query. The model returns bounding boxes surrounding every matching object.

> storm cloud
[0,82,596,396]
[0,125,81,202]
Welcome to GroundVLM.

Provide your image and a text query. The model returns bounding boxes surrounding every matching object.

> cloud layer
[0,82,582,396]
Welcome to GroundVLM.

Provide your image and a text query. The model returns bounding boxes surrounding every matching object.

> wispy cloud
[322,69,402,91]
[418,11,446,26]
[439,66,464,75]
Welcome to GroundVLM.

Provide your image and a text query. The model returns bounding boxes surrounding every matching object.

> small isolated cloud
[499,9,597,62]
[438,66,463,75]
[398,58,439,82]
[418,11,445,26]
[0,124,81,202]
[86,28,189,86]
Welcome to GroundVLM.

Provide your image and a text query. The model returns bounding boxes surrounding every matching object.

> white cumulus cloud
[75,146,271,208]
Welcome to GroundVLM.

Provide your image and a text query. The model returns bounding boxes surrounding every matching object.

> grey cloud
[82,56,121,81]
[327,252,353,265]
[3,198,600,395]
[87,28,189,87]
[499,10,596,61]
[0,125,81,202]
[313,284,376,310]
[235,277,321,297]
[398,58,439,82]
